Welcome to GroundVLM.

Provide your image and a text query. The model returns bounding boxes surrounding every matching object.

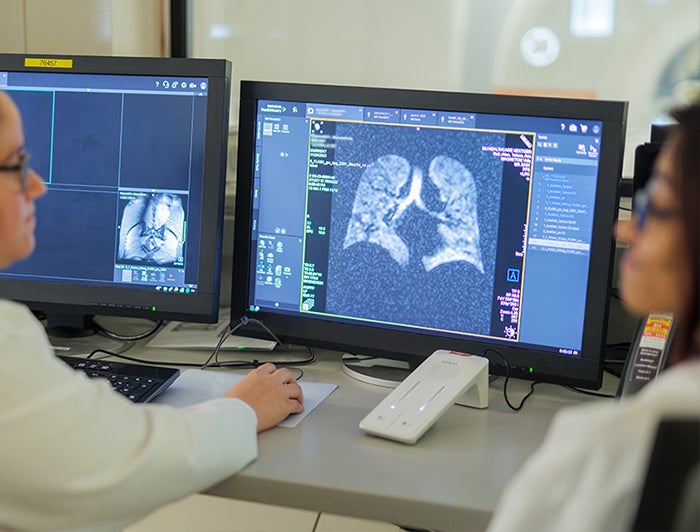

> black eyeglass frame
[632,185,680,230]
[0,151,30,192]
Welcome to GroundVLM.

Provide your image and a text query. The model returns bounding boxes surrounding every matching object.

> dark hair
[669,98,700,360]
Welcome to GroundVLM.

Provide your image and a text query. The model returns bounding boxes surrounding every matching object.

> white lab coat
[0,300,258,531]
[486,356,700,532]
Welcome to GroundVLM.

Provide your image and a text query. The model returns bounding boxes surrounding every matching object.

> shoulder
[488,365,700,532]
[0,298,35,318]
[0,300,44,335]
[536,361,700,484]
[552,359,700,441]
[633,358,700,410]
[0,299,54,362]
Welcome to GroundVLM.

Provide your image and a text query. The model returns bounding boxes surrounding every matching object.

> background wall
[0,0,165,56]
[2,0,697,179]
[191,0,700,178]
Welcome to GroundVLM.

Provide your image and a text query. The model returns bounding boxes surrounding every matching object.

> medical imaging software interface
[249,100,604,355]
[0,71,210,296]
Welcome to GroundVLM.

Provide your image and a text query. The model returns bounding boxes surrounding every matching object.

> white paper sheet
[154,369,337,428]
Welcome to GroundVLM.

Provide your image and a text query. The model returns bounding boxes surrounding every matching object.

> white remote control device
[359,349,489,444]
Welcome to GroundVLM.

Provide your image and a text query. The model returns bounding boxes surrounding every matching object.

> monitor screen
[232,81,627,389]
[0,54,231,332]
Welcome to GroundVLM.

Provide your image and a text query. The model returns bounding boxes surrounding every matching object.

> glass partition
[188,0,699,179]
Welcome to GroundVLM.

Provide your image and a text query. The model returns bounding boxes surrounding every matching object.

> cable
[341,354,380,363]
[88,349,196,366]
[478,348,538,411]
[200,316,276,367]
[84,316,313,380]
[606,342,631,350]
[90,348,310,379]
[565,386,615,398]
[85,342,135,360]
[604,360,627,368]
[93,318,163,341]
[201,316,257,367]
[200,315,316,371]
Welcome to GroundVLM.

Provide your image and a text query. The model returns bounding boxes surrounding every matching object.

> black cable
[203,348,315,370]
[610,291,626,302]
[85,314,313,379]
[201,316,281,367]
[565,386,615,398]
[86,348,308,381]
[197,315,316,373]
[604,342,631,378]
[604,359,627,364]
[92,318,163,341]
[340,354,379,363]
[606,342,631,350]
[478,348,539,411]
[87,348,196,366]
[201,316,259,367]
[86,343,135,360]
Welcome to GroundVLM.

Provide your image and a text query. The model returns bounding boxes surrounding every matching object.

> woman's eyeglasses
[632,186,680,230]
[0,151,30,192]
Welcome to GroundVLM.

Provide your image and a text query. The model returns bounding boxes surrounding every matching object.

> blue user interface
[248,100,604,354]
[0,71,210,296]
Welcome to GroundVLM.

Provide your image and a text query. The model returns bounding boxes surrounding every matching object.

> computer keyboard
[58,355,180,403]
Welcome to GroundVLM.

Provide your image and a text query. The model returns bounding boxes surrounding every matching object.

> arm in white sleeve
[486,360,700,532]
[0,301,258,531]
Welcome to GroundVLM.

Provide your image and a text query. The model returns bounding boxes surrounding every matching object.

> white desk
[121,342,616,532]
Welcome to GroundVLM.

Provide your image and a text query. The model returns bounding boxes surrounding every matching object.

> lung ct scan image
[326,122,504,335]
[117,192,186,267]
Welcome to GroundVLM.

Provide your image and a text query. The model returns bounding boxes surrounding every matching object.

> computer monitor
[232,81,627,389]
[0,54,231,334]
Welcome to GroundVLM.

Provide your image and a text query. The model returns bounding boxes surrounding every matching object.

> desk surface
[60,328,617,532]
[139,345,616,532]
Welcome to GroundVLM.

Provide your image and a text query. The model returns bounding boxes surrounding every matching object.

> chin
[620,278,680,318]
[7,242,35,267]
[618,279,649,317]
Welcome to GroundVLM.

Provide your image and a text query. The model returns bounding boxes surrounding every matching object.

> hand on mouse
[223,362,304,432]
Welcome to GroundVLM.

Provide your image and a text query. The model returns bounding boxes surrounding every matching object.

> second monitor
[0,54,231,334]
[232,81,628,389]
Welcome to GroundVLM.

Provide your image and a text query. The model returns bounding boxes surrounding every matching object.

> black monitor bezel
[0,54,231,324]
[232,81,627,389]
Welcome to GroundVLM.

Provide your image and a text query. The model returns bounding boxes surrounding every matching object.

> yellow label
[24,57,73,69]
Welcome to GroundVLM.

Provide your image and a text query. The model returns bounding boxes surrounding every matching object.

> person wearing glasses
[486,98,700,532]
[0,90,303,530]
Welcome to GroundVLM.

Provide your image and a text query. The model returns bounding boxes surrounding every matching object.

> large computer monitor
[232,81,627,389]
[0,54,231,333]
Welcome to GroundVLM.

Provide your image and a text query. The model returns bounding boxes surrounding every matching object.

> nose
[25,168,47,199]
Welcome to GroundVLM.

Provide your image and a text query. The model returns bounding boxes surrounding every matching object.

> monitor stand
[45,313,97,338]
[341,355,415,388]
[44,314,127,356]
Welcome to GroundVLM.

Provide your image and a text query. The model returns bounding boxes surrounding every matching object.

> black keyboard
[58,355,180,403]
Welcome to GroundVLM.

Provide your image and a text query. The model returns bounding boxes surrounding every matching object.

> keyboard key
[57,355,180,403]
